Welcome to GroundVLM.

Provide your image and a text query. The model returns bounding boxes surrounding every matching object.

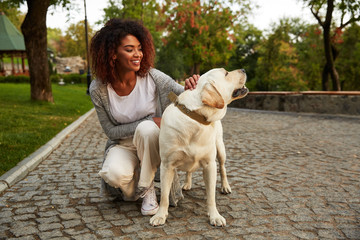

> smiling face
[113,34,143,73]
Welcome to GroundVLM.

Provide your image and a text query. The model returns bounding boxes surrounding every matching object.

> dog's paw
[221,184,231,194]
[209,214,226,227]
[182,183,192,191]
[150,214,167,226]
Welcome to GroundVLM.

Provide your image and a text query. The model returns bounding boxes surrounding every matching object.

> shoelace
[146,188,156,206]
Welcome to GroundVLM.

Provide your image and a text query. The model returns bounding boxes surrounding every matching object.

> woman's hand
[153,117,161,128]
[184,74,200,90]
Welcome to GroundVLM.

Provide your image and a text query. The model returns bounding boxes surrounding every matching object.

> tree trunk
[321,0,341,91]
[21,0,53,102]
[191,63,201,75]
[322,63,330,91]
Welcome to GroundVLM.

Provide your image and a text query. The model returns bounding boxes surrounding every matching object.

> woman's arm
[90,89,152,141]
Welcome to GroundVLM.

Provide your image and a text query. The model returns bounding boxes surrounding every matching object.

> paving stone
[291,230,318,239]
[62,219,82,228]
[0,109,359,239]
[38,229,64,239]
[341,228,360,239]
[38,222,63,231]
[59,213,81,220]
[10,225,38,237]
[96,229,115,238]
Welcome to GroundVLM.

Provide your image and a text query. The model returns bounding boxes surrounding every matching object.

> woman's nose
[134,49,142,57]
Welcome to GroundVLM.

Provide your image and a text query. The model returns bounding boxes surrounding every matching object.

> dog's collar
[168,92,211,125]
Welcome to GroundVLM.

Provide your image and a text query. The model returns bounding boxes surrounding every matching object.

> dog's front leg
[150,164,174,226]
[182,172,192,190]
[203,160,226,226]
[216,139,231,194]
[216,123,231,194]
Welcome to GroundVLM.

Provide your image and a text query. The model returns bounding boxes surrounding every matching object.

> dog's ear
[201,83,224,109]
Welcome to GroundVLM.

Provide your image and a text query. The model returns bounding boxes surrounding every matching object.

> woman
[89,18,198,216]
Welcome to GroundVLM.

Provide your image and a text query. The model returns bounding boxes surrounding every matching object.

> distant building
[54,56,86,74]
[0,12,27,76]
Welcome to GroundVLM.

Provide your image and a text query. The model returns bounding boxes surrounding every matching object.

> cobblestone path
[1,109,359,239]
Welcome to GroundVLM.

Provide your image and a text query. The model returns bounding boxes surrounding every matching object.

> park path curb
[0,108,96,194]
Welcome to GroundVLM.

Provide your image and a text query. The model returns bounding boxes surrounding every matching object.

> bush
[0,75,29,83]
[50,74,61,83]
[0,74,89,84]
[51,74,88,84]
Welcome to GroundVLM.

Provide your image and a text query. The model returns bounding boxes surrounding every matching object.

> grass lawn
[0,83,94,176]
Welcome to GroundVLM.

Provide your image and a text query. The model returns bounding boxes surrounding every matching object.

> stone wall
[229,91,360,115]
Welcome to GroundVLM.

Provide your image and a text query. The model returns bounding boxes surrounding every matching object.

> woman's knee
[99,165,137,188]
[99,146,138,188]
[134,120,159,141]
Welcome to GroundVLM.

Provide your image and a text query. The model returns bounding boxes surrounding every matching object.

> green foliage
[295,24,324,90]
[301,0,360,90]
[0,75,29,83]
[253,19,308,91]
[0,83,93,176]
[47,27,65,56]
[228,24,263,83]
[50,74,88,84]
[156,41,191,80]
[62,20,94,58]
[337,23,360,90]
[160,0,251,75]
[0,74,87,84]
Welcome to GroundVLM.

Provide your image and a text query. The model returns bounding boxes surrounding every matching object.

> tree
[295,24,324,90]
[228,24,262,83]
[302,0,360,90]
[337,23,360,90]
[254,18,309,91]
[160,0,252,75]
[62,20,94,59]
[2,0,70,102]
[47,27,64,56]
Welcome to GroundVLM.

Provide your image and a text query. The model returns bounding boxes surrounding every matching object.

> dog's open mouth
[232,86,249,98]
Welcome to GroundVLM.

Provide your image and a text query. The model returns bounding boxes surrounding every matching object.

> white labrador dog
[150,68,248,227]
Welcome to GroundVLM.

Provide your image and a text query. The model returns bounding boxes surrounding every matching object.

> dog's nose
[240,86,249,95]
[240,69,246,73]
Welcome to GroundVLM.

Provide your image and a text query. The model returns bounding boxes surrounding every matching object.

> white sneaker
[141,185,159,216]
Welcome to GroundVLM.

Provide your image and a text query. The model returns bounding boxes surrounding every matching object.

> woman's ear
[110,55,117,67]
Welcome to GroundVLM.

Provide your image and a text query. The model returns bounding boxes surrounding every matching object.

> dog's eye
[225,71,228,76]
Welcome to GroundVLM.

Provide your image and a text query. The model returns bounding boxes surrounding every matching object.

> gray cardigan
[89,68,184,203]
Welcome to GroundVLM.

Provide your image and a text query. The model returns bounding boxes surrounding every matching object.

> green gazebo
[0,12,27,76]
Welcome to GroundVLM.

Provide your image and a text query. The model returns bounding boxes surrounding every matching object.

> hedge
[0,74,90,84]
[0,75,29,83]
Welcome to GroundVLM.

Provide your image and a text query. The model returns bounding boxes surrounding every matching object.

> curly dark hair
[90,19,155,84]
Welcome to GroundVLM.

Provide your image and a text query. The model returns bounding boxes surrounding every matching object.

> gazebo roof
[0,12,25,52]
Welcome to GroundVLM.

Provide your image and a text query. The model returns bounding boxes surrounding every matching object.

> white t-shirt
[107,74,157,124]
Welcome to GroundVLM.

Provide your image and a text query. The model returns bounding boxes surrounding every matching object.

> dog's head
[199,68,248,109]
